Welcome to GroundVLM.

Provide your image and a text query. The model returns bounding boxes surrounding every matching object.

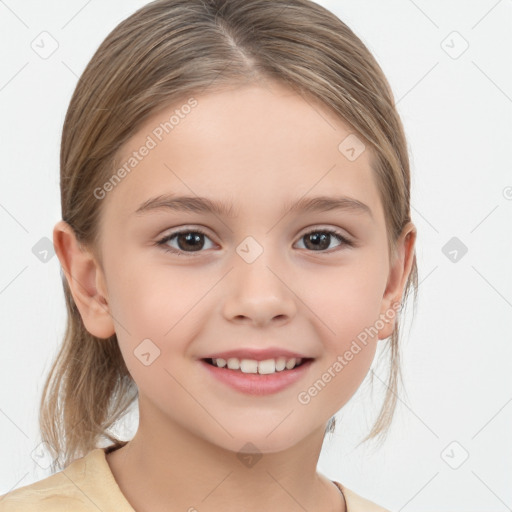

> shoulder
[333,481,393,512]
[0,449,121,511]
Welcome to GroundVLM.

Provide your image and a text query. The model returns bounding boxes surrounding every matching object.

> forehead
[103,81,384,224]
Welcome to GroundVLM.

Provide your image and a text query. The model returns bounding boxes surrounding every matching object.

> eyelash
[155,227,354,257]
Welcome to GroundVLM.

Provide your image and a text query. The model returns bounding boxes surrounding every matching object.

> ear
[53,220,116,339]
[377,221,417,340]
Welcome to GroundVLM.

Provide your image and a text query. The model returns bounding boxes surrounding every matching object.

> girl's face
[75,80,415,453]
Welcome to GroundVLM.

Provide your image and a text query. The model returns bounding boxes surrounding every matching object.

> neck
[105,399,345,512]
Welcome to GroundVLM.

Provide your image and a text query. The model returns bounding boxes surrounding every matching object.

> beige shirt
[0,448,391,511]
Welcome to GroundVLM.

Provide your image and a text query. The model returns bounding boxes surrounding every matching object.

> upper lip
[200,348,313,361]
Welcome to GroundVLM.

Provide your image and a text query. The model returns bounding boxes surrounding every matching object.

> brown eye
[296,229,353,252]
[155,226,353,257]
[157,229,214,256]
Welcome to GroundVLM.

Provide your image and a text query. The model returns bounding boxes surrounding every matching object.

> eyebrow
[134,193,373,219]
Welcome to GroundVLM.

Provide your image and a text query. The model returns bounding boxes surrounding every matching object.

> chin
[205,422,313,456]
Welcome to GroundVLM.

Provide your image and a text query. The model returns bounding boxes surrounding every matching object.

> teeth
[227,358,239,370]
[211,357,303,374]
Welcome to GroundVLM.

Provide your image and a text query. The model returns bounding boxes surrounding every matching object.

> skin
[53,79,416,512]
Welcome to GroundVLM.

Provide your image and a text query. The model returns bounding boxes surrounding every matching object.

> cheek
[106,259,215,383]
[306,255,388,343]
[298,266,384,412]
[106,254,195,335]
[106,264,200,395]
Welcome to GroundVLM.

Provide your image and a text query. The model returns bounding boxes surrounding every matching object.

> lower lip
[200,359,314,396]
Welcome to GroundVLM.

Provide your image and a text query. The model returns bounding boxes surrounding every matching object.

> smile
[206,356,306,374]
[200,357,314,395]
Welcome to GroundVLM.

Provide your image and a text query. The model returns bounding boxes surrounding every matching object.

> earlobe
[53,220,116,339]
[378,222,417,340]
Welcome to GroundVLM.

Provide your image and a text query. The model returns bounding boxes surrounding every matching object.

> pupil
[178,232,203,251]
[305,232,329,251]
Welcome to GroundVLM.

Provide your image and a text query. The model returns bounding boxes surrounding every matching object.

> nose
[221,253,297,327]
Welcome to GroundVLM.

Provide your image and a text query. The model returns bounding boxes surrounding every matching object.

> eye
[156,228,215,256]
[155,227,353,257]
[295,228,353,253]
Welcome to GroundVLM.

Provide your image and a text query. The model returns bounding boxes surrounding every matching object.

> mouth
[202,356,313,374]
[199,356,315,395]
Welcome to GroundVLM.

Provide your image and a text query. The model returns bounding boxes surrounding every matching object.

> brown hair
[40,0,418,472]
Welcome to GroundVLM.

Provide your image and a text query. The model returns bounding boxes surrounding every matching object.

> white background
[0,0,511,510]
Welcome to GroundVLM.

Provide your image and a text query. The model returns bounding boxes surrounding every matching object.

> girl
[0,0,417,510]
